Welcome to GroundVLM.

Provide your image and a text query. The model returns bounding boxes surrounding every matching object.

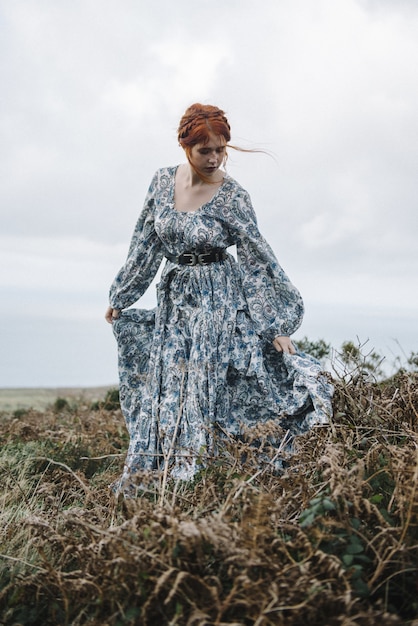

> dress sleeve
[109,171,164,310]
[226,186,304,340]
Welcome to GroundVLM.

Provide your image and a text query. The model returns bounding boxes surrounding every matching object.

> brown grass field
[0,387,112,412]
[0,367,418,625]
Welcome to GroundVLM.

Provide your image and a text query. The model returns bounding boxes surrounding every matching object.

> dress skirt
[108,167,334,491]
[112,256,333,486]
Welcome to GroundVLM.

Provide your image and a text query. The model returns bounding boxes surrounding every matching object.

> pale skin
[105,133,296,355]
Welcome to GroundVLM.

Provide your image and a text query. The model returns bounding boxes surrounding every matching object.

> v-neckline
[171,165,226,214]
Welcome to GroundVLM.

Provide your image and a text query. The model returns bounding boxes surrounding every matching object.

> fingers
[105,307,121,324]
[273,341,294,354]
[273,336,296,355]
[287,340,296,355]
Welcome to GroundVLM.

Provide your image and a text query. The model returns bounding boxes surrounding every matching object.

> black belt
[165,248,227,266]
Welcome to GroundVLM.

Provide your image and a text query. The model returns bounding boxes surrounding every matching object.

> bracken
[0,369,417,625]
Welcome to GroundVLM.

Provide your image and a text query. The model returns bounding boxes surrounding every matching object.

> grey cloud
[1,0,417,290]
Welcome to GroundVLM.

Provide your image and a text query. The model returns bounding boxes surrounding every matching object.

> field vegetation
[1,341,418,625]
[0,387,112,413]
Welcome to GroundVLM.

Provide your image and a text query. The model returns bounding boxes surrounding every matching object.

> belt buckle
[183,253,197,266]
[197,252,210,265]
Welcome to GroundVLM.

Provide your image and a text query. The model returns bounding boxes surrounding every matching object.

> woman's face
[189,133,227,178]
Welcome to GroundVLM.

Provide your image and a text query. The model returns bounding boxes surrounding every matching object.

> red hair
[178,104,231,182]
[177,103,231,149]
[177,103,262,182]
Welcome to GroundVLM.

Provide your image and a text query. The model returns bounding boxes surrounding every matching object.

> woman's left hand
[273,336,296,354]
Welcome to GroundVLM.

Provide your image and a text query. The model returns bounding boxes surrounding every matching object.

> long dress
[109,166,333,488]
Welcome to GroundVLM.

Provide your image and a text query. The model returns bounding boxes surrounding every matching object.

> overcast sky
[1,0,417,387]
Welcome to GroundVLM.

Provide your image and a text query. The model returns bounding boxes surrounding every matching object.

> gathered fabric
[109,167,333,489]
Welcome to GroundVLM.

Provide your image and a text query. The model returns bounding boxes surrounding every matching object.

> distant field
[0,386,114,411]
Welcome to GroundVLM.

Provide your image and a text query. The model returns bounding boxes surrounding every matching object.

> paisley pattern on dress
[109,167,333,491]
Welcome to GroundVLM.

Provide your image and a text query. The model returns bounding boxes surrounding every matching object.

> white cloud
[0,235,121,292]
[1,0,417,384]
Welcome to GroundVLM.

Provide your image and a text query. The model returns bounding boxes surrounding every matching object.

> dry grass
[0,372,417,625]
[0,387,112,412]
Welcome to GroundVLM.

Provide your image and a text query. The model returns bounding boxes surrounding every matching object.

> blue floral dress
[109,167,333,487]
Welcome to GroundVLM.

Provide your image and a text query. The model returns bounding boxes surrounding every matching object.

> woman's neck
[183,163,224,187]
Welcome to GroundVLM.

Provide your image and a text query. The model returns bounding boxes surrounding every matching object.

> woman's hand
[273,336,296,355]
[105,306,121,324]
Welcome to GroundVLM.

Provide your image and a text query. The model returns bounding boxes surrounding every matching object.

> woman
[105,103,333,494]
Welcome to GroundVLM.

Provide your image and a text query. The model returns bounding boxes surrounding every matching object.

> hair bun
[177,104,231,145]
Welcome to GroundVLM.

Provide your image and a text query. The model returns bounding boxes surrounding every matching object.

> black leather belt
[165,248,227,266]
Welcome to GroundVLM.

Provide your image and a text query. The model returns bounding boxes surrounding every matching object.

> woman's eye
[199,147,225,155]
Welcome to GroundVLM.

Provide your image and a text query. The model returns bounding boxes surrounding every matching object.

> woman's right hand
[105,306,121,324]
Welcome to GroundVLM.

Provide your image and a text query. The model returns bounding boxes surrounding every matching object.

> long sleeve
[225,186,304,340]
[109,172,164,309]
